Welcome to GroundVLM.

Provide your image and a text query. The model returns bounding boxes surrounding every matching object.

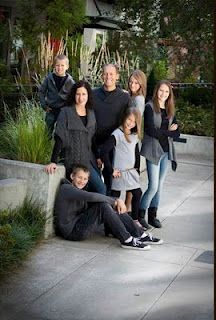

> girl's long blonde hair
[128,69,147,97]
[152,80,175,118]
[121,107,142,142]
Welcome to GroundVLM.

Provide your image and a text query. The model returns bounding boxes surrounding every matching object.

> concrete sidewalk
[0,155,214,320]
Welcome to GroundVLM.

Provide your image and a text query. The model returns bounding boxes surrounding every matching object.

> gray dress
[111,128,140,191]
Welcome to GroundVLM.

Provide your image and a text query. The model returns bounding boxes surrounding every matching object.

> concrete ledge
[0,178,27,211]
[0,158,65,238]
[174,134,213,160]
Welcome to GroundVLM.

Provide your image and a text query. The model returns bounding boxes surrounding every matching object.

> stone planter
[174,134,214,160]
[0,158,65,238]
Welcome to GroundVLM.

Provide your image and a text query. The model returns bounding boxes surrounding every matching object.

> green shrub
[175,99,214,137]
[0,198,46,275]
[176,86,213,107]
[0,98,53,164]
[147,60,168,97]
[152,60,168,81]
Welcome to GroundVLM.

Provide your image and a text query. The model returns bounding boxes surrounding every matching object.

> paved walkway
[0,155,214,320]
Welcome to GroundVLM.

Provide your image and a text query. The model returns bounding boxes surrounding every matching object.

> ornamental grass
[0,98,53,164]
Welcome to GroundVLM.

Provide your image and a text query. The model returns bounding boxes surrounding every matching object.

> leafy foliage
[175,86,213,107]
[160,0,213,81]
[175,99,214,137]
[147,59,168,97]
[0,198,46,276]
[16,0,88,51]
[113,0,214,82]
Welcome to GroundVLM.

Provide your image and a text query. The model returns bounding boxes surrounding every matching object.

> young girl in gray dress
[101,107,148,229]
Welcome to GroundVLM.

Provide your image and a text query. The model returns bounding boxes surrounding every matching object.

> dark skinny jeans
[68,202,142,243]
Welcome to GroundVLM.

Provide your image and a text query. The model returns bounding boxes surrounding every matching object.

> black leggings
[68,202,142,243]
[111,188,142,220]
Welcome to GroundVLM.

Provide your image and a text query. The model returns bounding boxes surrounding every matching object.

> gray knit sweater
[55,106,97,171]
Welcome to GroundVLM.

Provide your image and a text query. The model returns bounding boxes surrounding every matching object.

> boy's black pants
[68,202,142,243]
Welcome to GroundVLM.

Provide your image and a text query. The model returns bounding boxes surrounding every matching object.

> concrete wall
[0,158,65,238]
[0,178,27,211]
[174,134,214,160]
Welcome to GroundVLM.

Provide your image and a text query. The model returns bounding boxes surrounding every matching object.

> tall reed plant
[34,32,139,89]
[0,98,53,164]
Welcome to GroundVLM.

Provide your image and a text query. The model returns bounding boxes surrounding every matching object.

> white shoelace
[133,238,143,246]
[147,233,153,240]
[141,232,153,241]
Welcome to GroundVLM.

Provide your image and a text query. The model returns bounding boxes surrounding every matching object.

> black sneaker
[140,233,163,245]
[121,238,151,251]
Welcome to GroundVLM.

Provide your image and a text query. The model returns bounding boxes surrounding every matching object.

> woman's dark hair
[67,80,93,109]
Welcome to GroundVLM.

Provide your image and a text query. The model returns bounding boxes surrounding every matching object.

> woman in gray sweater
[45,80,106,194]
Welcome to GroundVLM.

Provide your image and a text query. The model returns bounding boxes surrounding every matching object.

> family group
[39,54,180,251]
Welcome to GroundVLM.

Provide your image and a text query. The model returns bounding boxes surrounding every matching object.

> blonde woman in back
[128,69,147,117]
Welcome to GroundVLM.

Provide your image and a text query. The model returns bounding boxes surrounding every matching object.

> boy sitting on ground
[54,164,163,250]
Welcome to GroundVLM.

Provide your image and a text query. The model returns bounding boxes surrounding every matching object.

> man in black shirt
[93,64,132,193]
